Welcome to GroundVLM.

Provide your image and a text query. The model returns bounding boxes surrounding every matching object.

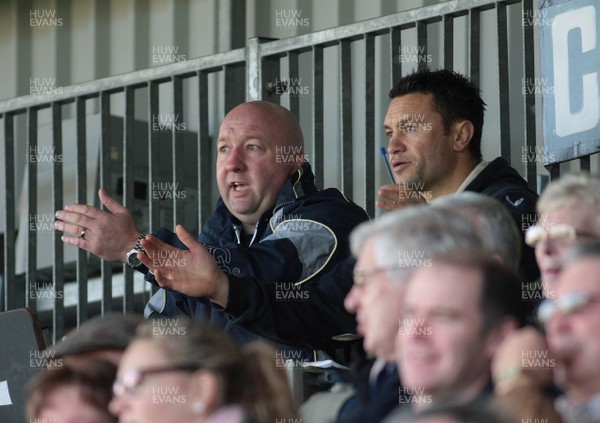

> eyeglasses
[537,291,600,324]
[353,265,404,286]
[113,364,198,397]
[525,223,598,247]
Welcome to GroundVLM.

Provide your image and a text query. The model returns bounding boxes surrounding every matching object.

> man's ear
[289,155,304,174]
[485,317,519,358]
[452,120,475,153]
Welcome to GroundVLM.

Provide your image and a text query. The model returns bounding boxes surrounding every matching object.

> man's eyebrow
[242,133,267,141]
[384,115,415,128]
[429,306,464,316]
[383,116,402,129]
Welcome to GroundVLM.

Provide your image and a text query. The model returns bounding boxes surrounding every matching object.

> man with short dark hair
[378,69,539,281]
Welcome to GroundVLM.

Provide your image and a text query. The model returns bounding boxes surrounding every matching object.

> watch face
[127,250,142,267]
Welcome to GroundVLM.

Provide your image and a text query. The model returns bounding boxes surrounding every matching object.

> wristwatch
[126,232,147,269]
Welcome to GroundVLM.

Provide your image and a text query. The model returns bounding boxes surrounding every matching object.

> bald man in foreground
[55,101,369,349]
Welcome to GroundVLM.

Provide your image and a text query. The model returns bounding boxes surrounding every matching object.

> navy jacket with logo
[144,162,370,348]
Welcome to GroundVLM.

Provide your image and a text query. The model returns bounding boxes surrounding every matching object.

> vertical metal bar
[224,65,246,113]
[364,34,376,218]
[579,156,591,172]
[548,164,560,181]
[149,82,160,235]
[26,108,38,311]
[391,27,402,84]
[247,37,262,101]
[417,21,428,72]
[52,103,65,342]
[263,55,281,105]
[75,97,88,325]
[3,114,16,311]
[224,66,237,113]
[312,46,324,187]
[523,0,537,190]
[148,82,160,296]
[197,72,211,228]
[172,77,184,227]
[497,2,511,161]
[288,51,300,119]
[469,8,481,87]
[340,39,353,197]
[220,0,246,50]
[246,37,278,101]
[223,66,236,114]
[443,15,454,70]
[123,87,136,312]
[100,92,113,313]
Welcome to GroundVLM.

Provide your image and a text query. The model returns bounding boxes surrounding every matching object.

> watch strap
[133,232,147,252]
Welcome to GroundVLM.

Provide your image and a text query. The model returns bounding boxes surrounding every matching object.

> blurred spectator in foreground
[544,242,600,423]
[109,318,298,423]
[26,359,117,423]
[383,402,514,423]
[396,253,526,414]
[530,173,600,294]
[48,313,143,366]
[307,206,485,423]
[492,173,600,422]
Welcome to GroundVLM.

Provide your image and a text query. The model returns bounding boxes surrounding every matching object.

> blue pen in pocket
[380,147,396,183]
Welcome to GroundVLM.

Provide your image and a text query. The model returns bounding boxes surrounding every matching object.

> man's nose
[387,132,407,157]
[224,147,246,172]
[344,285,361,313]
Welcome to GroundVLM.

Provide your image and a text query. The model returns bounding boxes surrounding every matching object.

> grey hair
[350,204,486,280]
[538,173,600,232]
[432,192,521,269]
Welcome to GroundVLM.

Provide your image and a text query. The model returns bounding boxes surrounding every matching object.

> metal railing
[0,0,596,341]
